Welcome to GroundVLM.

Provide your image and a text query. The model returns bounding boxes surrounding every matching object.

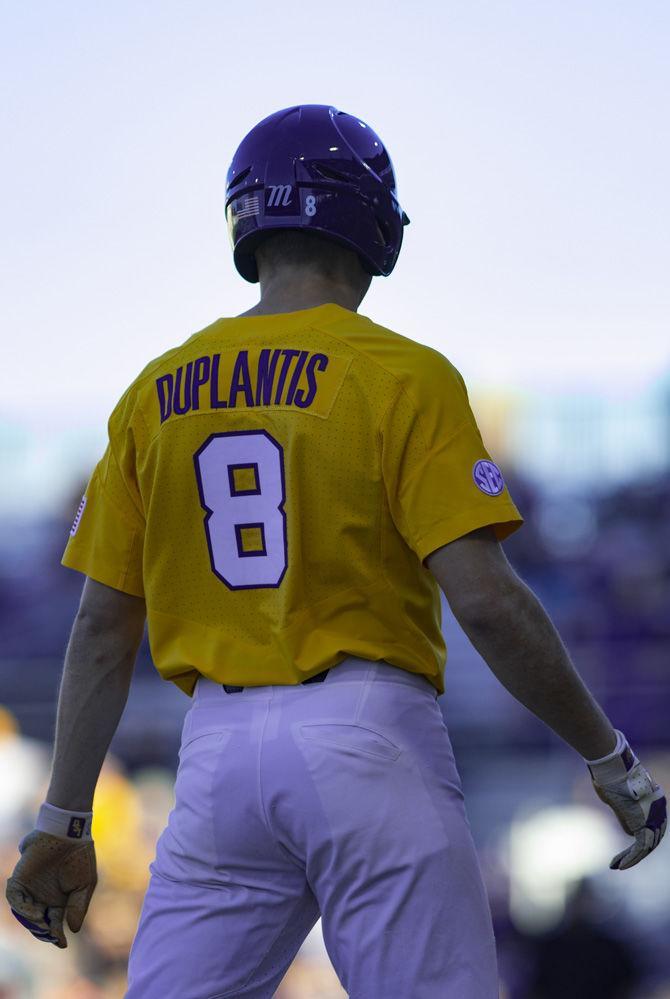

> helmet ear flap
[375,215,392,249]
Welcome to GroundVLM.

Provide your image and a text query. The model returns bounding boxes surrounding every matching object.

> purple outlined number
[193,430,288,590]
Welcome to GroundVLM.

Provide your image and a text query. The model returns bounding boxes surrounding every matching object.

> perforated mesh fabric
[62,303,523,696]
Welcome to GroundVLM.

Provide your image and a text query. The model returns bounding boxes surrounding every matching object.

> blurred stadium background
[1,2,669,997]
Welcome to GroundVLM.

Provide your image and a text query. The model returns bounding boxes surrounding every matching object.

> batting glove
[5,803,97,948]
[586,729,667,871]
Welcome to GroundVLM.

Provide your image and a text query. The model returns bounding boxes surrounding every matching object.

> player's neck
[237,272,369,318]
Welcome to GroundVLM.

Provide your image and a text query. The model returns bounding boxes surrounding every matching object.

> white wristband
[585,729,637,786]
[36,802,93,841]
[585,729,626,766]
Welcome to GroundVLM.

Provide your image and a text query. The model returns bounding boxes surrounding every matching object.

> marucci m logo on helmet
[225,104,410,284]
[267,184,293,208]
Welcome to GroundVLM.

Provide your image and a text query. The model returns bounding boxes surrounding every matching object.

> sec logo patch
[473,459,505,496]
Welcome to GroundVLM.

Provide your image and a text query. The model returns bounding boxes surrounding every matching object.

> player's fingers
[11,907,50,936]
[654,812,667,848]
[6,879,47,925]
[65,883,95,933]
[610,828,654,871]
[10,908,61,945]
[6,882,67,947]
[44,906,67,948]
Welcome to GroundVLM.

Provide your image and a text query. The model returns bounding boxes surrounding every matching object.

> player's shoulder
[318,310,466,403]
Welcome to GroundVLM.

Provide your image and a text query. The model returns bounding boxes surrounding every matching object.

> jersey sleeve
[380,350,524,563]
[61,394,146,597]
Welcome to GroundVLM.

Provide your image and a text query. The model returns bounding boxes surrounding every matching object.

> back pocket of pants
[299,723,402,761]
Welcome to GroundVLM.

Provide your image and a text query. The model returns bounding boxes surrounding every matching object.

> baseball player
[6,105,667,998]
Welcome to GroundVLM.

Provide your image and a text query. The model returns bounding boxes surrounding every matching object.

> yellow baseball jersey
[62,303,523,696]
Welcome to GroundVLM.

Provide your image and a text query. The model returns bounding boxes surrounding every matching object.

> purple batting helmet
[225,104,410,283]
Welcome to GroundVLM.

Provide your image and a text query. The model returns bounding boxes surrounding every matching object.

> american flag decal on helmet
[235,195,261,219]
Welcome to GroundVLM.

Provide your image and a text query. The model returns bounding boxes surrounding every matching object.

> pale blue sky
[1,2,669,512]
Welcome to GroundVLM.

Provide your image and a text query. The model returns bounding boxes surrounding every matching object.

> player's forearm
[457,580,617,760]
[46,614,137,812]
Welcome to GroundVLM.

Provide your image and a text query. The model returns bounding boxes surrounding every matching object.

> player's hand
[587,735,667,871]
[5,829,97,948]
